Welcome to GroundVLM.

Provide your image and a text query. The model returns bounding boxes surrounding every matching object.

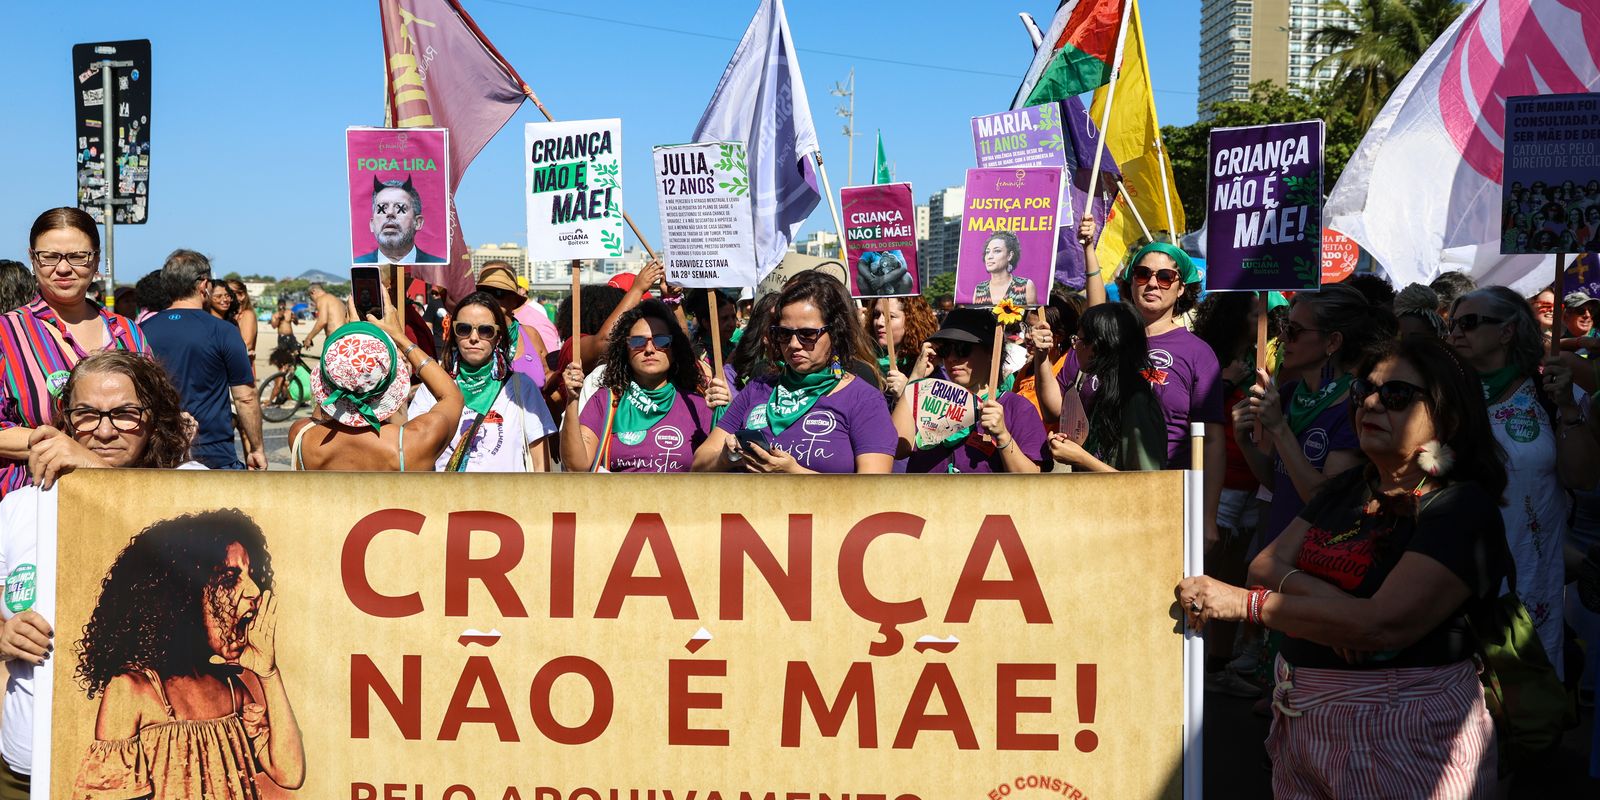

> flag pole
[1084,0,1136,205]
[1113,178,1156,243]
[811,151,847,247]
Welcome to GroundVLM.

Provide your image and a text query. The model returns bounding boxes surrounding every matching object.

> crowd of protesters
[4,205,1600,795]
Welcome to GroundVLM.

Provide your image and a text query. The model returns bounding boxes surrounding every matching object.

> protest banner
[39,469,1190,800]
[1502,93,1600,255]
[526,119,625,261]
[908,378,979,449]
[346,127,451,267]
[971,104,1069,169]
[72,39,151,226]
[1321,228,1359,284]
[955,167,1062,306]
[841,183,919,298]
[654,142,758,289]
[1205,120,1324,292]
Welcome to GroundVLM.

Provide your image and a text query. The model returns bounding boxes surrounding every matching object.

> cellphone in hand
[734,427,774,454]
[351,266,383,322]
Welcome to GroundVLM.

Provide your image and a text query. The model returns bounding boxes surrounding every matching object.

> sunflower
[991,299,1024,326]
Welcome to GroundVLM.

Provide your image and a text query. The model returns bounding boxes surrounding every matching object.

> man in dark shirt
[140,249,264,470]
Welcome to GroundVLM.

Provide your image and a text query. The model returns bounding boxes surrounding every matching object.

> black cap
[928,307,997,344]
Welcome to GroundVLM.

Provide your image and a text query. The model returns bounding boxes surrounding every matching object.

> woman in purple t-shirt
[1232,285,1393,549]
[560,301,716,473]
[694,275,896,474]
[893,308,1047,474]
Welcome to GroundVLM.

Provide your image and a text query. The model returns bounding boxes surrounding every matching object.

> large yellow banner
[45,470,1185,800]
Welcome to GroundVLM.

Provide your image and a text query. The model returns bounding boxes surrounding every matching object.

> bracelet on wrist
[1277,569,1303,594]
[401,342,420,358]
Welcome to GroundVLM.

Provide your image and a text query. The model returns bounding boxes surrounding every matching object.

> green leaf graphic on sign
[591,161,620,190]
[600,229,623,257]
[606,201,620,219]
[1038,104,1061,131]
[1282,175,1319,208]
[720,176,749,196]
[1041,133,1065,153]
[1292,256,1318,286]
[717,144,749,175]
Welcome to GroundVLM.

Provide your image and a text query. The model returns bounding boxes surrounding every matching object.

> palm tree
[1311,0,1466,128]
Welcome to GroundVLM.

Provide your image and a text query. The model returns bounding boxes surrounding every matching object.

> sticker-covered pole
[100,61,117,296]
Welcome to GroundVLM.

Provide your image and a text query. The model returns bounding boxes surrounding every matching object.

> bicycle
[258,339,317,423]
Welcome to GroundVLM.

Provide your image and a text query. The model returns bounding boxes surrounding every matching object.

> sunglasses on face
[1277,319,1323,342]
[770,325,828,349]
[452,322,499,340]
[1350,377,1426,412]
[64,405,147,433]
[1449,313,1503,333]
[627,334,674,351]
[1131,266,1180,290]
[934,341,977,359]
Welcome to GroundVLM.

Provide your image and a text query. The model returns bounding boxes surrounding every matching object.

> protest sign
[1502,93,1600,254]
[971,104,1069,169]
[1563,253,1600,298]
[654,142,758,289]
[72,39,151,225]
[955,167,1063,306]
[1322,228,1359,284]
[346,127,451,266]
[1205,120,1324,292]
[908,378,979,449]
[841,183,919,298]
[41,469,1188,800]
[526,119,625,261]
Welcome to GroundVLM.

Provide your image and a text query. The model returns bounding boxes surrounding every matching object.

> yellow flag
[1088,0,1185,281]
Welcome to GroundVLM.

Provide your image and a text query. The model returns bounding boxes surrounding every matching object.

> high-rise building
[794,230,842,259]
[920,186,965,285]
[1197,0,1354,119]
[470,243,529,282]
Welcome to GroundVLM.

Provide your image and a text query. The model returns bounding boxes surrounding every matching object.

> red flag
[380,0,526,299]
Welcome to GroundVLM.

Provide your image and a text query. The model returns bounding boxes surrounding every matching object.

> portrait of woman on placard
[71,509,304,799]
[972,231,1038,306]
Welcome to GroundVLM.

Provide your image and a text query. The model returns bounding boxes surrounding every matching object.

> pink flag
[380,0,527,299]
[1326,0,1600,294]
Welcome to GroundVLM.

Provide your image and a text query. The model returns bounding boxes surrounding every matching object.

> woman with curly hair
[0,351,199,797]
[695,274,896,474]
[69,508,304,798]
[560,300,716,472]
[865,295,938,400]
[972,231,1037,305]
[408,291,556,472]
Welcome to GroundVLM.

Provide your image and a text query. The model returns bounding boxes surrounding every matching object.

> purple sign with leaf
[1205,120,1324,292]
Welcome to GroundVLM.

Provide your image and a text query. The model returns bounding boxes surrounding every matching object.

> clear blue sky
[0,1,1200,282]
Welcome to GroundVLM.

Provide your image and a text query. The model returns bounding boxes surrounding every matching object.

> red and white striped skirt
[1265,655,1498,799]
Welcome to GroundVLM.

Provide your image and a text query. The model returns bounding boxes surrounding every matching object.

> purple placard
[1564,253,1600,297]
[346,127,451,265]
[971,104,1069,168]
[1205,120,1324,292]
[841,183,920,297]
[954,167,1062,306]
[1502,93,1600,254]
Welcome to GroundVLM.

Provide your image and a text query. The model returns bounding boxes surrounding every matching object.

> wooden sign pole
[570,260,583,372]
[1255,293,1270,447]
[706,289,724,380]
[1553,253,1568,357]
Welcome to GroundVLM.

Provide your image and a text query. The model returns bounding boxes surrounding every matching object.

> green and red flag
[1012,0,1127,108]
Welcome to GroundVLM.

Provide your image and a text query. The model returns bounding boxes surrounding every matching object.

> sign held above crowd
[841,183,919,298]
[954,167,1062,306]
[654,142,758,289]
[525,118,625,261]
[1204,120,1325,292]
[345,127,451,267]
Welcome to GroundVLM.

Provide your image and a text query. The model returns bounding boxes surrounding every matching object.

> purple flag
[1059,97,1121,290]
[381,0,526,299]
[692,0,822,281]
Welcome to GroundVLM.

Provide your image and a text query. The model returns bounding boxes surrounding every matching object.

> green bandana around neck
[1287,372,1354,434]
[320,322,398,429]
[456,357,505,418]
[764,368,840,436]
[615,381,677,442]
[1479,364,1522,404]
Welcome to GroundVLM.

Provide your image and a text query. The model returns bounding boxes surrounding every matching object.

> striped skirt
[1266,656,1498,799]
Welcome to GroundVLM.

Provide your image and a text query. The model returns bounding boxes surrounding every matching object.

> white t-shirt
[410,372,556,472]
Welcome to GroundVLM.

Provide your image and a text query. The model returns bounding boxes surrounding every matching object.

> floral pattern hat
[309,322,411,428]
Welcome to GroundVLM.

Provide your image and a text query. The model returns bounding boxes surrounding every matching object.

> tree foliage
[922,271,957,302]
[1311,0,1466,128]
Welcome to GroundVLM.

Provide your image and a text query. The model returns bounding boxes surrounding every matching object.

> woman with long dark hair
[1179,336,1509,796]
[70,509,304,797]
[561,300,715,472]
[409,291,556,472]
[1046,304,1165,471]
[694,274,896,474]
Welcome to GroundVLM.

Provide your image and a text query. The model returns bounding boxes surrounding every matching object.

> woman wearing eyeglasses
[1233,286,1393,553]
[695,276,896,474]
[1178,336,1509,796]
[560,300,714,473]
[0,208,149,499]
[0,351,198,798]
[972,231,1039,306]
[892,309,1047,474]
[409,291,556,472]
[1449,286,1599,677]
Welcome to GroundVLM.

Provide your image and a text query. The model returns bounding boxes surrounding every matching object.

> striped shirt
[0,297,149,497]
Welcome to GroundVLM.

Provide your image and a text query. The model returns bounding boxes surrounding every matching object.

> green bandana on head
[764,368,840,436]
[320,322,398,430]
[1128,242,1200,284]
[614,381,677,442]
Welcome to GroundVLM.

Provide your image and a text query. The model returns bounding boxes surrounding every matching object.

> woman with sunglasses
[1179,336,1509,796]
[409,291,556,472]
[0,209,149,500]
[1046,304,1166,472]
[0,351,198,798]
[1449,286,1599,677]
[560,300,714,473]
[892,309,1047,474]
[971,231,1039,306]
[1233,286,1392,553]
[695,276,896,474]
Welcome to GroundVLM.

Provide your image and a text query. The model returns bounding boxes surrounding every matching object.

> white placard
[525,118,625,261]
[653,141,758,289]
